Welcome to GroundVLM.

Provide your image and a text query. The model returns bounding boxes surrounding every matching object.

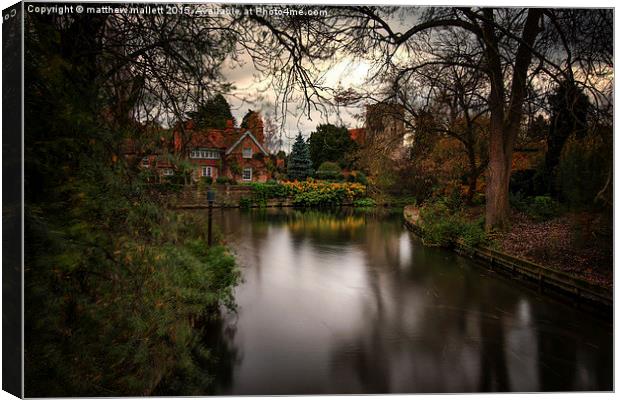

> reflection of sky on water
[211,209,612,394]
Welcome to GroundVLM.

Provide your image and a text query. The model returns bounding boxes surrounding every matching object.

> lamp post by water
[207,188,215,246]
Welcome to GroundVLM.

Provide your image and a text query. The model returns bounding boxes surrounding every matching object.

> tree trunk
[485,122,511,231]
[466,145,478,204]
[483,8,542,231]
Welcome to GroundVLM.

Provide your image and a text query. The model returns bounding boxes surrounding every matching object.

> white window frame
[191,149,220,159]
[242,147,253,159]
[202,166,213,177]
[162,168,174,176]
[141,157,150,167]
[242,167,252,181]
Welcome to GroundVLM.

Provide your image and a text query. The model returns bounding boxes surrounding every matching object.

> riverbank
[403,205,612,308]
[493,211,613,289]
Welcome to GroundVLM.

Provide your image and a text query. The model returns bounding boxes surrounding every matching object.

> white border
[0,1,616,400]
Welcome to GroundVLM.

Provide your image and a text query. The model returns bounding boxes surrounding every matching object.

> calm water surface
[209,208,612,394]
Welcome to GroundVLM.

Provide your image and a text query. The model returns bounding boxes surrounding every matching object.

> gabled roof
[225,130,268,156]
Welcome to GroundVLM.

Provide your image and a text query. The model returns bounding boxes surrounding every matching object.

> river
[207,208,612,394]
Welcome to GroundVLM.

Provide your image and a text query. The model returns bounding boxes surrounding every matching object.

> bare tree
[263,111,283,154]
[289,6,613,230]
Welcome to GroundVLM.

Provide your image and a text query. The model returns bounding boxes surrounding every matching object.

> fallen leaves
[496,211,613,288]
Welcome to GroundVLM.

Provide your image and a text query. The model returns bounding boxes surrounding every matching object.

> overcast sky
[220,52,371,151]
[215,7,425,151]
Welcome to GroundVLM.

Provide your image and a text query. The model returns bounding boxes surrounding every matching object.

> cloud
[220,50,367,150]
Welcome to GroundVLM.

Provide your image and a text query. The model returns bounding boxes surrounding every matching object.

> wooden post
[207,188,215,246]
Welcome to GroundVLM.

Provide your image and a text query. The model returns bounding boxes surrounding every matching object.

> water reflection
[208,208,611,394]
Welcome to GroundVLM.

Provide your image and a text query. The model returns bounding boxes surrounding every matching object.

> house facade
[173,119,272,183]
[123,117,273,183]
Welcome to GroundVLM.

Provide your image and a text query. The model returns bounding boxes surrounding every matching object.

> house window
[162,168,174,176]
[242,147,253,158]
[191,149,220,159]
[141,157,150,167]
[202,166,213,177]
[242,167,252,181]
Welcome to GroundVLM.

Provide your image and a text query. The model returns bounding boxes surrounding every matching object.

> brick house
[172,119,272,183]
[120,133,177,180]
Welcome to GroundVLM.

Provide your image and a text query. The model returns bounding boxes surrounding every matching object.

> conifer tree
[188,94,235,129]
[287,133,313,180]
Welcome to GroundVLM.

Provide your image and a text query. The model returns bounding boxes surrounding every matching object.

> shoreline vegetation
[26,196,240,396]
[403,202,612,307]
[167,181,376,209]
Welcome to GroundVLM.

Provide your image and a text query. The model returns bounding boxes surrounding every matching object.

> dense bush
[216,176,234,185]
[354,171,368,185]
[250,182,294,200]
[510,192,561,221]
[26,190,240,396]
[345,171,368,185]
[458,219,488,247]
[418,199,487,247]
[315,161,343,181]
[168,171,191,186]
[244,181,366,208]
[353,197,376,208]
[509,190,529,212]
[238,197,252,208]
[528,196,561,221]
[292,190,342,207]
[152,182,185,193]
[286,181,366,207]
[557,133,611,209]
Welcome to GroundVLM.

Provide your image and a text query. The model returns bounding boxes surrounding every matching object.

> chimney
[248,113,264,144]
[173,131,182,153]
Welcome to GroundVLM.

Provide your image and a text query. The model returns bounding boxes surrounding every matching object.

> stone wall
[170,184,253,208]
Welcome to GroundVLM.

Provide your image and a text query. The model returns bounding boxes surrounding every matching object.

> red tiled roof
[176,125,243,150]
